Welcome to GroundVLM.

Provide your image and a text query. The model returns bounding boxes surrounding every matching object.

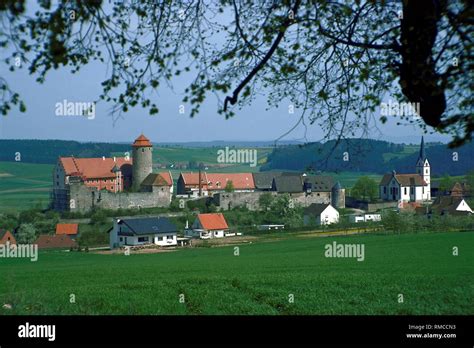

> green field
[0,162,53,212]
[0,231,472,315]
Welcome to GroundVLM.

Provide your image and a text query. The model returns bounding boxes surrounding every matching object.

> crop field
[0,231,472,315]
[0,162,53,212]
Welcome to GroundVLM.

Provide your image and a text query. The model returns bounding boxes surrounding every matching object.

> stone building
[52,134,173,213]
[212,173,345,211]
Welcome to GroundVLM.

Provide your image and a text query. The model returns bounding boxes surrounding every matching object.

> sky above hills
[0,3,452,146]
[0,60,452,145]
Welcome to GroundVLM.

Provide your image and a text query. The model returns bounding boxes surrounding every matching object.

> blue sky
[0,4,452,145]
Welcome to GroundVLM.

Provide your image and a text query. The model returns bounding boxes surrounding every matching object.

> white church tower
[415,136,431,200]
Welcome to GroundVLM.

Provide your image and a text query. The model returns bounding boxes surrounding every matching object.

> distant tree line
[262,139,474,176]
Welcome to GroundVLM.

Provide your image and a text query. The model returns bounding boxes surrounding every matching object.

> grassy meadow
[0,231,472,315]
[0,161,53,213]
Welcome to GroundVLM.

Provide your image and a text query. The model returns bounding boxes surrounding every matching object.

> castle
[52,134,173,213]
[379,137,431,202]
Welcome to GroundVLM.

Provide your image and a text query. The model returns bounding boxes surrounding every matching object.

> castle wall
[68,182,171,213]
[214,191,338,211]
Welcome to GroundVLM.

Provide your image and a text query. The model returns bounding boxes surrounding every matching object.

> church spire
[418,136,426,162]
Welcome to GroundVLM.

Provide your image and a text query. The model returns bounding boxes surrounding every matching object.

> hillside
[261,139,473,176]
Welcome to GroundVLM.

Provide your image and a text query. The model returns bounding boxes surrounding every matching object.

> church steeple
[418,136,426,162]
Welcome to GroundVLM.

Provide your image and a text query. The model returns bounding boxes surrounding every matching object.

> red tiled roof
[0,230,16,245]
[380,173,427,186]
[132,134,153,147]
[35,235,77,249]
[59,157,132,179]
[197,213,229,230]
[180,172,255,190]
[56,223,78,235]
[158,171,173,186]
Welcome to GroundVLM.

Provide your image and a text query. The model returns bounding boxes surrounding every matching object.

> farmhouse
[55,223,79,239]
[304,203,339,226]
[52,134,173,213]
[427,196,473,216]
[0,230,16,245]
[109,217,178,249]
[380,137,430,203]
[35,235,77,249]
[185,213,230,239]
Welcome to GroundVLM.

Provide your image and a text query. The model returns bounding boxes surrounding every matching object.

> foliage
[16,223,36,244]
[350,176,379,202]
[0,1,471,145]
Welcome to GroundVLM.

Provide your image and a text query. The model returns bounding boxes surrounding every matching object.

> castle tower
[132,134,153,192]
[415,136,430,200]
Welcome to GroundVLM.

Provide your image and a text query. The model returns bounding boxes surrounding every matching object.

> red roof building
[56,223,79,236]
[35,235,77,249]
[177,172,255,196]
[195,213,229,231]
[0,230,16,245]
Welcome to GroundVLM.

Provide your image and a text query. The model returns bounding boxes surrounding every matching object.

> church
[379,137,431,203]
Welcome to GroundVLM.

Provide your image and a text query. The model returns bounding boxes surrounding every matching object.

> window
[404,187,407,195]
[142,148,144,153]
[410,187,414,195]
[137,237,149,242]
[383,187,386,194]
[425,169,428,174]
[120,237,123,242]
[167,235,174,240]
[157,237,163,241]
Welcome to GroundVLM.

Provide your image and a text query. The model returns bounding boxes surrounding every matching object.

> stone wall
[68,182,171,213]
[214,191,336,211]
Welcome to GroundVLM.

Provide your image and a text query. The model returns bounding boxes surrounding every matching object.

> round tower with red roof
[132,134,153,191]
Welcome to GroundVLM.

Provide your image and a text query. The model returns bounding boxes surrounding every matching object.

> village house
[185,213,230,239]
[0,230,16,245]
[109,217,178,249]
[418,196,473,217]
[35,234,77,249]
[177,172,255,197]
[55,223,79,239]
[303,203,340,226]
[380,137,430,203]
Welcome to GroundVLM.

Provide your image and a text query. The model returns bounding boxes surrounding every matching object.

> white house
[380,137,431,203]
[349,214,382,223]
[109,217,178,249]
[185,213,230,239]
[304,203,339,226]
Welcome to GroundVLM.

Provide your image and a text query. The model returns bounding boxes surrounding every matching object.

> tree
[351,176,378,202]
[439,174,455,193]
[258,192,274,211]
[225,180,235,193]
[0,1,471,146]
[16,223,36,244]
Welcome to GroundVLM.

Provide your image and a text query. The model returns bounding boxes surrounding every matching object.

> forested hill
[261,139,473,176]
[0,140,131,164]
